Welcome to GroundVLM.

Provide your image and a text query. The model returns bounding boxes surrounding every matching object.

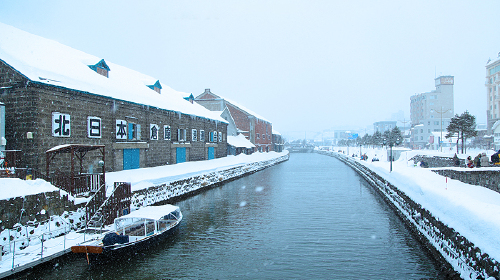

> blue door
[123,148,140,170]
[176,147,186,164]
[208,147,215,160]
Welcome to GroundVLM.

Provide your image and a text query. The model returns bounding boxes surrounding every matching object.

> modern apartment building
[410,76,454,149]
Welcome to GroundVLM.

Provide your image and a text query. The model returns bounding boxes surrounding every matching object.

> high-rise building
[410,76,454,149]
[486,55,500,132]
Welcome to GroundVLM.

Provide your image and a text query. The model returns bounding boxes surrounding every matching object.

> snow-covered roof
[115,204,179,221]
[227,134,255,148]
[272,128,281,135]
[0,22,225,123]
[225,97,270,123]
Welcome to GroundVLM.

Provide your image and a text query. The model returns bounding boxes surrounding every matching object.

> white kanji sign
[150,124,159,140]
[116,120,127,140]
[52,112,71,137]
[164,125,171,140]
[87,116,101,138]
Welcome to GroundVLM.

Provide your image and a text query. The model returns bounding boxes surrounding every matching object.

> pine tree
[460,111,477,154]
[446,111,477,154]
[372,131,383,148]
[390,126,403,146]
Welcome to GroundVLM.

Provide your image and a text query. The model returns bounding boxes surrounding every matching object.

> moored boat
[71,204,182,264]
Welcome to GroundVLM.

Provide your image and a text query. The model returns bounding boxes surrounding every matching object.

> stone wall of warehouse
[0,60,228,173]
[317,150,500,279]
[0,190,79,230]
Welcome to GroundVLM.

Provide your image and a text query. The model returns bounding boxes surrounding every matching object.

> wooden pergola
[46,144,105,196]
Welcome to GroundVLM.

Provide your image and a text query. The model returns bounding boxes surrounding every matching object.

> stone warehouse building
[195,89,273,152]
[0,22,228,173]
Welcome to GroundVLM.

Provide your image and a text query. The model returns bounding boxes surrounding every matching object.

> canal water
[23,153,445,279]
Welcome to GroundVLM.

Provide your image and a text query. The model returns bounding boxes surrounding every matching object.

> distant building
[195,89,273,152]
[486,55,500,132]
[272,129,284,152]
[373,121,396,132]
[410,76,454,149]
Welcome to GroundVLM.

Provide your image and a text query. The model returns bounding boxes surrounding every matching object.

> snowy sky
[1,0,499,139]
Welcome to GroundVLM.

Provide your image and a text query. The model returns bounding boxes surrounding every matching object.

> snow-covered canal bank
[319,148,500,280]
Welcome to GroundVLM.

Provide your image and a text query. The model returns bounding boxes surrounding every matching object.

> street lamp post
[383,136,401,173]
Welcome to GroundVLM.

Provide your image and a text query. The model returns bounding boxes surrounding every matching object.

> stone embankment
[317,150,499,280]
[130,153,290,208]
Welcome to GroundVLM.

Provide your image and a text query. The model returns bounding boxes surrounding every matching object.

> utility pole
[433,107,451,152]
[399,118,410,147]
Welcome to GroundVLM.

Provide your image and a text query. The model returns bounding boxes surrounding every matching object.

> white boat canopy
[116,205,180,221]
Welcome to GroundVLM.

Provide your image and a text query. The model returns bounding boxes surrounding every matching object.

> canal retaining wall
[318,150,498,280]
[130,152,290,208]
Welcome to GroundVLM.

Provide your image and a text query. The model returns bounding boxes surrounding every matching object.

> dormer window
[88,59,110,78]
[147,80,162,94]
[183,93,194,104]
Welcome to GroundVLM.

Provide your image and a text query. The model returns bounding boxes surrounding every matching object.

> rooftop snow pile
[0,22,225,123]
[227,134,255,148]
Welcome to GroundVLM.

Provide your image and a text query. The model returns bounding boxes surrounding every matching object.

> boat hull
[73,222,181,265]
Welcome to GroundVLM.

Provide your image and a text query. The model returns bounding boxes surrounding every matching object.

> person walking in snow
[481,152,489,167]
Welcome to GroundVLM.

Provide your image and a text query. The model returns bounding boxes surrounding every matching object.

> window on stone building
[218,132,222,142]
[192,129,197,141]
[213,131,217,142]
[200,130,205,142]
[128,122,141,140]
[257,133,260,139]
[178,128,186,141]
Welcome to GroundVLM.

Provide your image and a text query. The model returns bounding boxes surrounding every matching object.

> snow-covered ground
[327,146,500,276]
[0,178,63,200]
